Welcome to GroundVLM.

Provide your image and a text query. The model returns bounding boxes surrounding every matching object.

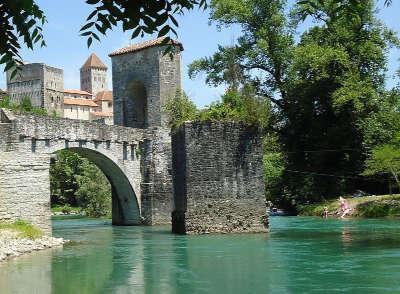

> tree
[190,0,399,205]
[50,149,112,216]
[163,90,198,128]
[363,143,400,192]
[189,0,294,108]
[75,160,111,217]
[281,0,399,202]
[50,150,85,206]
[0,0,46,79]
[1,0,207,77]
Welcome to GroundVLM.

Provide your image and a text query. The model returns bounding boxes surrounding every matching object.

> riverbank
[0,220,66,262]
[298,194,400,218]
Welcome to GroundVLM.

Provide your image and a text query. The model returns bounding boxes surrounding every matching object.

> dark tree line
[188,0,400,208]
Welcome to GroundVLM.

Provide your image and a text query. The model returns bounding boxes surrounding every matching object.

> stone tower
[80,53,108,96]
[109,38,183,128]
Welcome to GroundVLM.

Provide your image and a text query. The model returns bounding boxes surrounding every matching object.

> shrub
[163,90,198,128]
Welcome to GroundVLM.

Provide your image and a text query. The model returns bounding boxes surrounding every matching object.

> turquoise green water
[1,217,400,294]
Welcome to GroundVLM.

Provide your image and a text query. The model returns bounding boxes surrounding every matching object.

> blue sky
[0,0,399,107]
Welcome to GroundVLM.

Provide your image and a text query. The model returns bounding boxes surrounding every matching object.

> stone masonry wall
[111,45,181,128]
[140,128,173,225]
[171,122,268,234]
[0,109,153,234]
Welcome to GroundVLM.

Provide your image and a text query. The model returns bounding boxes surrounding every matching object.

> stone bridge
[0,39,267,235]
[0,109,172,234]
[0,39,182,234]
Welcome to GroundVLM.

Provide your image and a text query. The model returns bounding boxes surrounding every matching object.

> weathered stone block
[171,121,268,234]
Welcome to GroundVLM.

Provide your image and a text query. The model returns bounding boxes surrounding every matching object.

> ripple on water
[0,217,400,293]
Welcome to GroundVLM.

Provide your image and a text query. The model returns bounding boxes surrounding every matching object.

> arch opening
[50,147,141,225]
[125,81,148,128]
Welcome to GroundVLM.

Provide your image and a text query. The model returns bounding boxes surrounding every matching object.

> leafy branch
[0,0,46,80]
[80,0,207,52]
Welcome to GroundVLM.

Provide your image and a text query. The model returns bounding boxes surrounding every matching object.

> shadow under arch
[54,147,141,225]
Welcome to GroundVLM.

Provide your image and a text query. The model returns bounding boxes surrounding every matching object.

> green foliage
[0,0,46,79]
[80,0,207,52]
[298,194,400,218]
[164,90,198,128]
[363,142,400,191]
[75,160,111,218]
[355,197,400,217]
[50,150,85,206]
[190,0,400,207]
[50,150,111,217]
[1,1,205,75]
[0,220,43,240]
[51,204,82,215]
[201,87,271,130]
[0,96,11,108]
[0,96,48,116]
[360,90,400,148]
[263,135,285,201]
[165,87,271,129]
[190,0,293,106]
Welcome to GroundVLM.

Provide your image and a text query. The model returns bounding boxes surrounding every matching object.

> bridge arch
[52,147,141,225]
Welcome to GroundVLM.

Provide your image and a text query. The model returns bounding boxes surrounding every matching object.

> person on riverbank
[339,197,351,218]
[323,206,329,218]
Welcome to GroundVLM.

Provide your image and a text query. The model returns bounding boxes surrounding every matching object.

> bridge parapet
[1,109,149,143]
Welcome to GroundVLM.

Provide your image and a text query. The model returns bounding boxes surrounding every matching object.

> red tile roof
[92,111,113,117]
[95,91,113,102]
[64,98,98,107]
[109,37,183,57]
[63,89,92,96]
[81,53,107,69]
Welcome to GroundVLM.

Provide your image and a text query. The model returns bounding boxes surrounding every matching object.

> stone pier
[171,121,268,234]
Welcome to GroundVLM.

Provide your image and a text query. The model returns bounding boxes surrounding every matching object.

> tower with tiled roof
[80,53,108,96]
[109,37,183,128]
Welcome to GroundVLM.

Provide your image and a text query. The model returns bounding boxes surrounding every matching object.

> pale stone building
[63,89,98,120]
[80,53,108,96]
[6,63,64,115]
[4,54,113,123]
[91,90,113,125]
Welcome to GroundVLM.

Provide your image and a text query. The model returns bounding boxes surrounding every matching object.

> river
[0,217,400,293]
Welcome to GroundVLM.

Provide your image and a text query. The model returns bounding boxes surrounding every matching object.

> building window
[108,102,112,107]
[70,107,73,112]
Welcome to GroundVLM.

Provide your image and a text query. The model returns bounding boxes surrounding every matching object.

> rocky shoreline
[0,230,67,262]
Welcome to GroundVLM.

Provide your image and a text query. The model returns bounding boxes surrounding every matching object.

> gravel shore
[0,229,66,262]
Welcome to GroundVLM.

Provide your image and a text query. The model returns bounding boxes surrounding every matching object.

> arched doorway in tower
[50,148,140,225]
[125,81,148,128]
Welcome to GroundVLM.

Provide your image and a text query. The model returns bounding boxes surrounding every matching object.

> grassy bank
[298,194,400,218]
[0,220,43,239]
[51,205,82,215]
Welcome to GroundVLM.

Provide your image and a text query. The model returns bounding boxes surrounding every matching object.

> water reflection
[0,247,60,294]
[1,217,400,293]
[341,227,353,247]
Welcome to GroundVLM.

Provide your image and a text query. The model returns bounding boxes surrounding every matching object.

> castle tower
[109,38,183,128]
[80,53,108,96]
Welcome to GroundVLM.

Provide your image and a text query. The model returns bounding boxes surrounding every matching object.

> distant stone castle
[6,54,114,124]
